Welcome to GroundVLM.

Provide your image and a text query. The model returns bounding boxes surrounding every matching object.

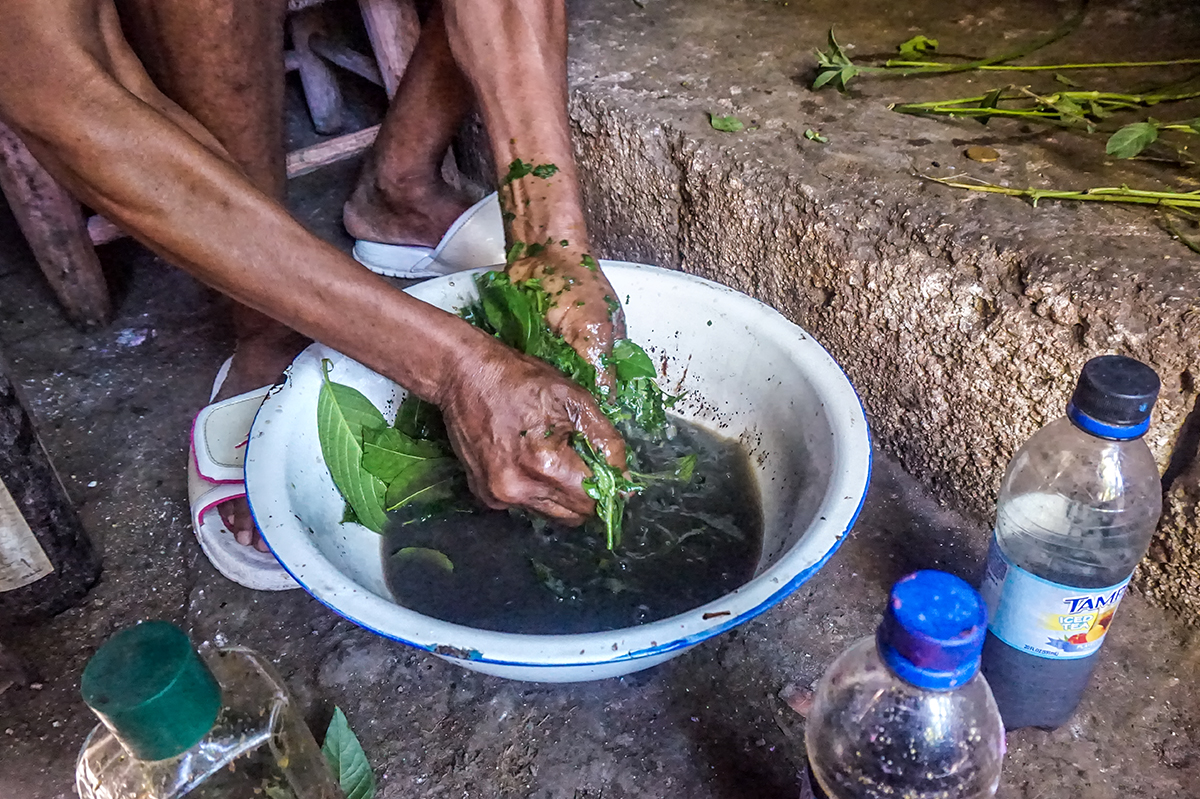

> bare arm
[0,0,624,520]
[442,0,625,388]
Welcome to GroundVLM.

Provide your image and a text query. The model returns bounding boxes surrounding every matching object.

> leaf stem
[921,174,1200,209]
[883,59,1200,72]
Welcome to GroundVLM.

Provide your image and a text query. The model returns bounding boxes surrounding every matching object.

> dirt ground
[2,1,1200,796]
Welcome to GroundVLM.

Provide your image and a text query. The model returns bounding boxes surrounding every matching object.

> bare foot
[343,159,472,247]
[212,326,310,553]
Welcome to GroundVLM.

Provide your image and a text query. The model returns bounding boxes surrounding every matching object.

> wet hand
[437,332,627,524]
[507,247,625,392]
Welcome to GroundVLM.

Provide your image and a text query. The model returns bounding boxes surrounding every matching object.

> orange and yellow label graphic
[979,535,1129,660]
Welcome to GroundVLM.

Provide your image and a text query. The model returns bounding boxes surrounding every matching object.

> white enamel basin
[245,261,871,682]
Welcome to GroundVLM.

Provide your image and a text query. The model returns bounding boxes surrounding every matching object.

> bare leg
[343,5,475,247]
[118,0,305,549]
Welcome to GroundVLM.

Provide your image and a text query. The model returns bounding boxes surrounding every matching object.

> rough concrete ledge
[504,0,1200,614]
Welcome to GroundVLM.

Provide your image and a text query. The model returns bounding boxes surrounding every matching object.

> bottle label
[0,477,54,591]
[979,534,1129,660]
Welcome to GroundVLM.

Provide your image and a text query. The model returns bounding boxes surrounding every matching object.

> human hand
[507,246,625,392]
[436,329,627,524]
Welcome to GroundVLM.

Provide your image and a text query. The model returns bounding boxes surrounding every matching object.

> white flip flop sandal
[187,359,299,591]
[352,192,506,279]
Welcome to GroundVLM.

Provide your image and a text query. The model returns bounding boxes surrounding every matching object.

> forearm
[0,20,473,403]
[441,0,589,251]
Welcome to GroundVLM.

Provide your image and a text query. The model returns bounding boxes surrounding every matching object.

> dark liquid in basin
[381,418,764,634]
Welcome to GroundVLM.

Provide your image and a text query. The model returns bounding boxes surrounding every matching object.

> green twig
[815,1,1089,89]
[921,173,1200,209]
[883,58,1200,72]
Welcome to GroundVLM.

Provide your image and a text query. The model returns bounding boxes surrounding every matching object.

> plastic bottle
[805,570,1005,799]
[978,355,1162,731]
[0,358,99,621]
[76,621,341,799]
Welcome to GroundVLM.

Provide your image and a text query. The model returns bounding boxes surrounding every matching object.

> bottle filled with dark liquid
[979,355,1162,730]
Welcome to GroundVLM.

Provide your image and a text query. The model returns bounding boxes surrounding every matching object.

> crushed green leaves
[319,269,688,550]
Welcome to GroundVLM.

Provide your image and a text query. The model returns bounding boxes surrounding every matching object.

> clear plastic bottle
[979,355,1162,731]
[76,621,341,799]
[806,570,1005,799]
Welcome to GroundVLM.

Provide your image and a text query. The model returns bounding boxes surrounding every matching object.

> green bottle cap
[81,621,222,762]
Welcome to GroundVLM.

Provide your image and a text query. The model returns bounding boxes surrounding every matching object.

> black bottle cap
[1067,355,1160,439]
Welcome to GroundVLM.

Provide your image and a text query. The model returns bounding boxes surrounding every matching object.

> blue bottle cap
[876,570,987,691]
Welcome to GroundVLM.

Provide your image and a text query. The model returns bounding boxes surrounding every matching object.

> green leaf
[502,158,534,184]
[392,547,454,573]
[323,708,376,799]
[1107,122,1159,159]
[813,30,859,91]
[393,395,446,442]
[709,113,744,132]
[362,427,444,483]
[531,559,576,600]
[384,458,462,511]
[318,364,388,534]
[610,339,657,382]
[811,68,840,90]
[896,34,938,60]
[804,128,829,143]
[1054,73,1081,88]
[506,241,527,265]
[573,435,643,550]
[674,453,698,483]
[975,87,1004,125]
[531,163,559,179]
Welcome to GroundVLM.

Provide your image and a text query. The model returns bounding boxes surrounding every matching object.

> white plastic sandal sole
[187,359,298,591]
[352,192,505,279]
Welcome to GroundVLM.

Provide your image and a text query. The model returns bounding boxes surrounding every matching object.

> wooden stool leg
[357,0,420,99]
[288,6,345,135]
[0,122,112,329]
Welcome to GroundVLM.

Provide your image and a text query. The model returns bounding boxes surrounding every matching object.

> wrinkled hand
[438,331,627,524]
[507,247,625,392]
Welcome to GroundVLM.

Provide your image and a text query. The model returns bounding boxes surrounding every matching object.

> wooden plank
[285,124,380,178]
[356,0,419,98]
[310,36,384,87]
[87,216,124,247]
[0,121,112,328]
[288,7,345,135]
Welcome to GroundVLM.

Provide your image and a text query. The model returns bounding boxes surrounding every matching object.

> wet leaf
[1107,122,1159,159]
[384,458,462,512]
[502,158,534,184]
[531,559,575,600]
[393,395,446,442]
[574,435,643,550]
[609,339,657,381]
[709,113,745,132]
[392,547,454,573]
[362,427,444,483]
[322,708,376,799]
[318,363,388,533]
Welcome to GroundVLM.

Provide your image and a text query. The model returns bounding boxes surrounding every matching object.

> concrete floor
[1,21,1200,799]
